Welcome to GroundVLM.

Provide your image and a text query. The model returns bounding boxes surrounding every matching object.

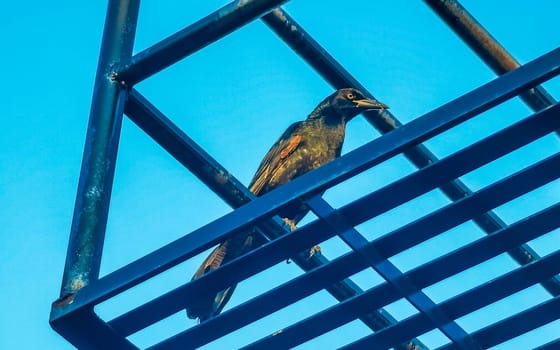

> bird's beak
[354,98,389,110]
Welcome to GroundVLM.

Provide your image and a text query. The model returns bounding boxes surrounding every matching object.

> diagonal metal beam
[423,0,558,115]
[306,196,479,350]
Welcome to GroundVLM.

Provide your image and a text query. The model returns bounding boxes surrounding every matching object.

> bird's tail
[186,232,254,321]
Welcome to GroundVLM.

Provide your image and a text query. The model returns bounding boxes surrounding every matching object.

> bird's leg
[282,218,321,261]
[282,218,297,263]
[308,244,322,258]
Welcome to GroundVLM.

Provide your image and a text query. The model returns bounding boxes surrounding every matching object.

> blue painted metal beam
[125,108,559,348]
[56,0,139,299]
[138,245,364,347]
[405,202,560,288]
[51,7,140,348]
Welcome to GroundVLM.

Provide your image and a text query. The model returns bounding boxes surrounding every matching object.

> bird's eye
[346,93,355,100]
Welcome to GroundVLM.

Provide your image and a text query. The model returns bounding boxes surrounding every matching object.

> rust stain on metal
[53,293,76,308]
[443,0,519,72]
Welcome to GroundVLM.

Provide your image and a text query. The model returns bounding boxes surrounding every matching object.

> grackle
[186,88,388,322]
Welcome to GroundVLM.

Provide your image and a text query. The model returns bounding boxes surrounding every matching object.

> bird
[186,88,388,322]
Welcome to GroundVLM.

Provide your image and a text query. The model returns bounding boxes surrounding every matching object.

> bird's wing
[248,121,303,195]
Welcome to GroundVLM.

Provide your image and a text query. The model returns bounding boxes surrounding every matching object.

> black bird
[186,88,388,322]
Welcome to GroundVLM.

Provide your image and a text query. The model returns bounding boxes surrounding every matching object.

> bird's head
[309,88,389,122]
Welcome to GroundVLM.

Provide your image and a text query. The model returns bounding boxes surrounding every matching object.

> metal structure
[50,0,560,349]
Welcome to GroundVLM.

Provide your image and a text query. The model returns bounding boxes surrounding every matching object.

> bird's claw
[282,218,297,231]
[308,245,321,258]
[286,245,321,264]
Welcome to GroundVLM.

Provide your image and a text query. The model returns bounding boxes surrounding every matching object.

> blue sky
[1,1,559,349]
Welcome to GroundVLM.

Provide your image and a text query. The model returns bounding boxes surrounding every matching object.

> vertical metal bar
[58,0,140,299]
[423,0,557,114]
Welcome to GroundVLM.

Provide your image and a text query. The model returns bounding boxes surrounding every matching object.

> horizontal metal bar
[150,259,364,348]
[134,113,559,348]
[238,163,560,348]
[145,234,361,349]
[337,109,560,252]
[423,0,558,114]
[263,8,560,296]
[306,197,478,350]
[116,0,287,86]
[124,89,404,337]
[51,49,560,321]
[341,249,560,350]
[237,172,560,350]
[112,218,333,339]
[113,142,560,343]
[406,202,560,288]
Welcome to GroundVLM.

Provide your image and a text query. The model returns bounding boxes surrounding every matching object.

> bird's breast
[297,127,345,172]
